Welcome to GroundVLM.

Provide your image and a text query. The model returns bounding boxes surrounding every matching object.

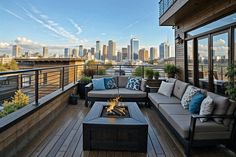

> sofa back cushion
[140,79,147,92]
[223,100,236,127]
[199,96,214,122]
[158,81,174,97]
[126,77,141,90]
[92,78,106,90]
[173,80,189,99]
[104,77,117,89]
[181,86,200,109]
[207,92,230,124]
[118,76,129,88]
[166,78,176,84]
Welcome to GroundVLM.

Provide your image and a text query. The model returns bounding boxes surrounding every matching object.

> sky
[0,0,174,56]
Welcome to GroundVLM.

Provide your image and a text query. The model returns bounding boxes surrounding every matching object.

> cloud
[14,36,43,50]
[101,33,107,36]
[1,8,25,21]
[69,19,82,35]
[0,42,10,48]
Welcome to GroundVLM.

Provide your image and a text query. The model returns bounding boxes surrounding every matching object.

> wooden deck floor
[18,100,235,157]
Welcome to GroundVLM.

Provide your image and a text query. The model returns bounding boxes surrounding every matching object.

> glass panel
[212,32,229,95]
[187,12,236,37]
[198,38,209,90]
[187,40,194,84]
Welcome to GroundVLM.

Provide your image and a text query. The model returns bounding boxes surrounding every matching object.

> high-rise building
[130,38,139,60]
[83,49,88,57]
[79,45,83,57]
[159,42,170,59]
[139,48,149,62]
[43,47,48,58]
[72,48,78,58]
[122,48,128,60]
[107,40,116,60]
[117,51,121,62]
[64,48,70,58]
[90,47,95,55]
[12,45,21,58]
[150,47,157,60]
[95,41,101,60]
[102,45,107,60]
[127,45,131,60]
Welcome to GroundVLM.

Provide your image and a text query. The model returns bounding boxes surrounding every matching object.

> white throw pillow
[158,81,174,97]
[181,86,200,109]
[199,96,214,122]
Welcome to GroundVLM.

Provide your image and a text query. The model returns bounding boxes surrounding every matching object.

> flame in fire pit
[105,96,128,117]
[107,96,120,112]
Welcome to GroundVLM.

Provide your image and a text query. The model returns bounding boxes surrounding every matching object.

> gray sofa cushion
[168,114,230,140]
[208,92,230,124]
[88,89,119,98]
[223,100,236,127]
[118,76,129,88]
[118,88,146,98]
[140,79,147,92]
[173,80,189,99]
[148,93,180,108]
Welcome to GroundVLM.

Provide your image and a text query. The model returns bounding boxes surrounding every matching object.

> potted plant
[154,71,160,80]
[78,76,92,99]
[225,65,236,101]
[164,64,179,78]
[145,68,154,80]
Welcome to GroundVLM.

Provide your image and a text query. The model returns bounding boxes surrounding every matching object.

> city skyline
[0,0,174,56]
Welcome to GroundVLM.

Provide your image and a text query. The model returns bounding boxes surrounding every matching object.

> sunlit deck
[17,100,235,157]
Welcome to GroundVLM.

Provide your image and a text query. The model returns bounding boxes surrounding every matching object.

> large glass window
[187,40,194,84]
[212,32,229,94]
[198,38,209,89]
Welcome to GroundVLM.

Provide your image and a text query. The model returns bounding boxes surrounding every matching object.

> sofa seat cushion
[148,93,180,109]
[173,80,189,99]
[88,89,119,98]
[118,88,146,98]
[168,114,230,140]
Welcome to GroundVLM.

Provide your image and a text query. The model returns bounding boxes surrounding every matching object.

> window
[187,40,194,84]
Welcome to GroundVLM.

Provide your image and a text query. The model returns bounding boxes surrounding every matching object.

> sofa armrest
[85,83,93,99]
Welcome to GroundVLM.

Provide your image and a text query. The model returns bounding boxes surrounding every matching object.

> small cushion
[126,77,141,90]
[104,77,117,89]
[181,86,200,109]
[158,81,174,97]
[92,78,105,90]
[140,79,147,92]
[188,92,205,114]
[199,96,214,122]
[173,80,189,99]
[118,76,129,88]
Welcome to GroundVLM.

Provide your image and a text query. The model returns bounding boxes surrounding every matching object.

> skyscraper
[150,47,157,60]
[159,42,170,59]
[139,48,149,62]
[107,40,116,60]
[12,45,21,58]
[95,41,101,60]
[102,45,107,61]
[43,47,48,58]
[122,48,128,60]
[130,38,139,60]
[79,45,83,57]
[72,48,78,58]
[64,48,70,58]
[90,47,95,55]
[127,45,131,60]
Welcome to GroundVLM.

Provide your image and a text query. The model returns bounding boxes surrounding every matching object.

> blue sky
[0,0,174,55]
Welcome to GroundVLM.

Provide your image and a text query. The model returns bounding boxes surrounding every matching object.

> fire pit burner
[101,105,130,118]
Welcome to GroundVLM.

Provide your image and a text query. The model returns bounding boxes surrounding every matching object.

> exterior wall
[0,87,75,157]
[174,0,236,81]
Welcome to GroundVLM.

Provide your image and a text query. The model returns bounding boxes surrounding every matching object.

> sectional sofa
[84,75,148,106]
[148,78,236,156]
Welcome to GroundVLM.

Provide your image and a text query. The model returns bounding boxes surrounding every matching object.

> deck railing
[159,0,177,17]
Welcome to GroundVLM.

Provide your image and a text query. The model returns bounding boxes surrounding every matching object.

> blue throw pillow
[188,92,205,114]
[104,77,117,89]
[126,77,141,90]
[92,78,106,90]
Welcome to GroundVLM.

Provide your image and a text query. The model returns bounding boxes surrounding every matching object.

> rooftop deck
[17,100,235,157]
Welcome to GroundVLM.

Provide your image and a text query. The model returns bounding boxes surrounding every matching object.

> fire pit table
[83,102,148,152]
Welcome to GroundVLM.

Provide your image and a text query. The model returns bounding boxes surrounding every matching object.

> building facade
[130,38,139,60]
[159,42,170,59]
[102,45,107,60]
[95,41,101,60]
[122,48,128,60]
[79,45,83,57]
[150,47,157,60]
[43,47,48,58]
[64,48,70,58]
[107,40,116,60]
[12,45,21,58]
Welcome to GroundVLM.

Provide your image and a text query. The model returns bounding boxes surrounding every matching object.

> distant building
[159,42,170,59]
[117,51,121,62]
[127,45,131,60]
[102,45,107,60]
[122,48,128,60]
[108,40,116,60]
[95,41,101,60]
[64,48,70,58]
[130,38,139,60]
[90,47,95,55]
[12,45,21,58]
[83,49,88,57]
[139,48,149,62]
[0,56,12,64]
[150,47,157,60]
[72,48,78,58]
[79,45,83,57]
[43,47,48,58]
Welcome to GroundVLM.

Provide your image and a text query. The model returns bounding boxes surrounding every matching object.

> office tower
[102,45,107,60]
[159,42,170,59]
[122,48,128,60]
[90,47,95,55]
[108,40,116,60]
[12,45,21,58]
[43,47,48,58]
[127,45,131,60]
[130,38,139,60]
[117,51,121,62]
[72,48,78,58]
[150,47,157,60]
[79,45,83,57]
[139,48,149,62]
[64,48,70,58]
[83,49,88,57]
[95,41,101,60]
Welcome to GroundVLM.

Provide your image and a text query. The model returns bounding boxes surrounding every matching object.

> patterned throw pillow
[181,86,200,109]
[126,77,141,90]
[104,77,117,89]
[199,96,214,122]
